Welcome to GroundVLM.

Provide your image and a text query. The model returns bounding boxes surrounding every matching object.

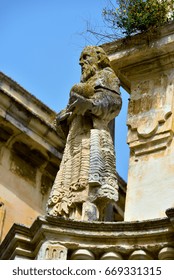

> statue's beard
[80,65,97,82]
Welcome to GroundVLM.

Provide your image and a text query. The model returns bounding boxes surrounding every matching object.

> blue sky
[0,0,129,181]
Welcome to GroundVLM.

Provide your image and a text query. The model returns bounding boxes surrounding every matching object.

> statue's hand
[56,109,72,125]
[68,94,93,116]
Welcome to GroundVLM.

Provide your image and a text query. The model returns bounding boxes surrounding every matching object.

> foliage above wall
[86,0,174,43]
[103,0,174,37]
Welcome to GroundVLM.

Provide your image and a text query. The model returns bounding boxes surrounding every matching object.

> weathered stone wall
[0,72,65,241]
[103,22,174,221]
[0,135,59,241]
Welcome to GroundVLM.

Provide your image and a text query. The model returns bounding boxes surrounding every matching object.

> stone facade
[0,72,65,241]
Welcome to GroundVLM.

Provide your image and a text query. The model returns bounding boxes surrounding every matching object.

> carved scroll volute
[127,75,174,156]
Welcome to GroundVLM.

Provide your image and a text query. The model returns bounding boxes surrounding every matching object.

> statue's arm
[91,90,122,121]
[63,68,121,120]
[91,69,122,121]
[67,94,93,116]
[56,109,72,125]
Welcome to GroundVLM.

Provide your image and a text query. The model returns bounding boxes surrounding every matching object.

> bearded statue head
[79,46,111,82]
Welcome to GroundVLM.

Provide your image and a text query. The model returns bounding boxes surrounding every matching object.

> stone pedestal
[103,22,174,221]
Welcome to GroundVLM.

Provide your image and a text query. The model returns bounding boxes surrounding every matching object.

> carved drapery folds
[47,46,122,221]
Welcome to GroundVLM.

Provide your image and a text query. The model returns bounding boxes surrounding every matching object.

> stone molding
[71,249,95,260]
[0,73,65,157]
[0,214,174,260]
[158,247,174,260]
[0,72,58,126]
[129,250,153,260]
[100,251,123,260]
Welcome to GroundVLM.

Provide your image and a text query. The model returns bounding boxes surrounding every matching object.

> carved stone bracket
[36,241,68,260]
[1,215,174,260]
[127,76,174,156]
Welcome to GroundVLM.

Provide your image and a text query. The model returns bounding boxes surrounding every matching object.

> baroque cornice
[0,72,65,156]
[0,214,174,259]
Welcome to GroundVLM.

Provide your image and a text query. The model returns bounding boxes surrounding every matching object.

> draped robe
[47,67,122,219]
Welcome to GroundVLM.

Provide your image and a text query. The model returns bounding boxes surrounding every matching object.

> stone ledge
[102,22,174,92]
[0,71,56,124]
[0,72,66,158]
[0,215,173,259]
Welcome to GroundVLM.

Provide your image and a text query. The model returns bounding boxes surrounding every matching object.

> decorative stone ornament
[100,251,123,260]
[158,247,174,260]
[36,241,68,260]
[129,250,153,260]
[71,249,95,260]
[47,46,122,221]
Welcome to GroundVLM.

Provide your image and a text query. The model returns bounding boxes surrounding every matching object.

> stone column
[103,22,174,221]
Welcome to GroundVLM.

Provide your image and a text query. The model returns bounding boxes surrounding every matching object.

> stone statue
[47,46,122,221]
